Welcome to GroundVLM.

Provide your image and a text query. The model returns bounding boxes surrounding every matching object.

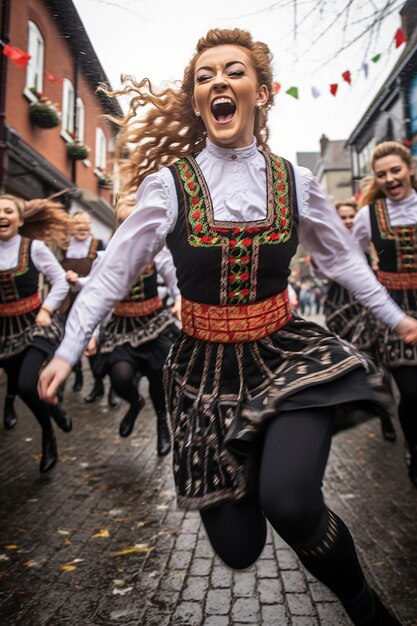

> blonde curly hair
[359,141,417,207]
[102,28,275,190]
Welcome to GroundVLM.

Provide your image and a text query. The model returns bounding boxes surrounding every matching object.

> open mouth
[0,222,10,230]
[386,183,402,195]
[211,97,236,124]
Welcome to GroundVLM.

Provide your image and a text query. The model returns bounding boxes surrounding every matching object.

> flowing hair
[101,28,275,190]
[359,141,417,207]
[0,193,71,248]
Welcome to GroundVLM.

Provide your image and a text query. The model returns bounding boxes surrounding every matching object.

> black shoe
[72,364,84,392]
[83,379,105,403]
[40,430,57,474]
[156,409,171,456]
[408,445,417,488]
[346,586,402,625]
[108,386,121,409]
[380,415,397,442]
[50,404,72,433]
[119,396,145,438]
[3,395,17,430]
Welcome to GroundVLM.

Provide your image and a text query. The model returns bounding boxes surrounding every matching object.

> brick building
[0,0,124,240]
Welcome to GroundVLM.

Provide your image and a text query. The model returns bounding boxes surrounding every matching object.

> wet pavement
[0,361,417,626]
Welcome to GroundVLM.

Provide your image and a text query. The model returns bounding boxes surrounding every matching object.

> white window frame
[24,21,44,103]
[94,127,107,173]
[61,78,75,142]
[75,97,85,143]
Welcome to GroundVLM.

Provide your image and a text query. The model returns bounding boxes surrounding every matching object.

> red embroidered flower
[275,161,281,168]
[280,196,285,204]
[240,272,250,281]
[241,255,250,263]
[195,223,203,233]
[201,235,213,243]
[278,183,285,192]
[281,218,287,227]
[229,291,235,298]
[189,182,195,190]
[245,227,261,233]
[229,240,237,248]
[268,233,280,240]
[213,227,229,233]
[185,171,191,179]
[278,171,283,179]
[242,238,252,247]
[229,274,237,282]
[193,210,201,219]
[192,197,199,206]
[232,228,241,235]
[241,289,249,296]
[281,206,286,215]
[181,163,187,169]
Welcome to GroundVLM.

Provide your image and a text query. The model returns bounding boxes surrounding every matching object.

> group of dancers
[2,26,417,625]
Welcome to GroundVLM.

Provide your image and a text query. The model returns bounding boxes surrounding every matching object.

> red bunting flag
[46,70,63,85]
[394,28,407,48]
[2,43,31,68]
[273,82,281,95]
[342,70,352,85]
[330,83,338,96]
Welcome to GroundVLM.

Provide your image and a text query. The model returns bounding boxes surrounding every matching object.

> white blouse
[353,190,417,251]
[56,138,405,366]
[0,235,68,311]
[65,235,95,259]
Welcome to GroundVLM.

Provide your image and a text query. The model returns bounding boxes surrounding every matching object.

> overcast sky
[73,0,405,161]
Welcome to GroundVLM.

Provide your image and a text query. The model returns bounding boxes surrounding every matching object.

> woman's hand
[35,307,52,327]
[38,357,72,405]
[394,315,417,345]
[171,296,182,321]
[65,270,79,284]
[84,337,98,357]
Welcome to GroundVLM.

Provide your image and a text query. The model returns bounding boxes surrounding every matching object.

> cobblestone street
[0,361,416,626]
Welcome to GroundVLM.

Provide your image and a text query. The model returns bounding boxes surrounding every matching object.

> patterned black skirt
[0,309,65,363]
[323,282,378,353]
[377,287,417,368]
[93,308,180,378]
[163,315,389,510]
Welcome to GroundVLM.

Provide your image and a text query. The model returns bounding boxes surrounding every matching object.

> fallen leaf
[0,554,10,561]
[92,529,110,539]
[156,505,168,510]
[113,544,155,556]
[57,530,70,536]
[4,545,18,550]
[22,560,39,568]
[25,438,32,442]
[112,579,125,586]
[137,520,155,528]
[61,564,76,572]
[64,539,72,546]
[159,490,175,498]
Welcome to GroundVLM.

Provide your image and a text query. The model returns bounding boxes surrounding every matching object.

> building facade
[0,0,124,240]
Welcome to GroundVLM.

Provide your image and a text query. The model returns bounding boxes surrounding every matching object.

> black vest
[167,152,299,306]
[0,238,39,303]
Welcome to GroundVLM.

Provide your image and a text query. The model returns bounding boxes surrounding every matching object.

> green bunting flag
[286,86,299,99]
[371,54,381,63]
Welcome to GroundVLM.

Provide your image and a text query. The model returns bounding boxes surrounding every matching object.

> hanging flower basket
[67,142,89,161]
[29,102,60,129]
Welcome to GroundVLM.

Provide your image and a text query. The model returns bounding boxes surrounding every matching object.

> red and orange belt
[378,270,417,290]
[0,293,42,317]
[181,289,291,343]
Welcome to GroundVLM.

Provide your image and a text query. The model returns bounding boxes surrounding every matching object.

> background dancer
[39,29,417,625]
[0,193,71,472]
[68,193,180,455]
[323,198,397,442]
[354,140,417,487]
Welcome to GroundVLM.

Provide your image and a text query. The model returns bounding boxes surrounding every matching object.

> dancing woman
[0,194,71,472]
[39,29,417,624]
[354,141,417,487]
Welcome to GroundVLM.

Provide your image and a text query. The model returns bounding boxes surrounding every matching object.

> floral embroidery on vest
[175,154,293,305]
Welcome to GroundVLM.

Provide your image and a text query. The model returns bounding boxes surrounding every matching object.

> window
[76,97,85,143]
[25,21,44,100]
[61,78,75,140]
[95,127,107,170]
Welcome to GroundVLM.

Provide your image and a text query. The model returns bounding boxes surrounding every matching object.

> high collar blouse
[0,235,68,311]
[66,235,94,259]
[56,139,404,366]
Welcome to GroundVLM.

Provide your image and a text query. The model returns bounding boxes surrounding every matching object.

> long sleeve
[294,167,405,330]
[154,247,180,300]
[31,240,69,311]
[55,171,177,366]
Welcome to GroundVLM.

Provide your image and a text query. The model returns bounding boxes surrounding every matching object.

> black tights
[4,347,52,433]
[201,407,366,605]
[391,366,417,446]
[109,360,166,413]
